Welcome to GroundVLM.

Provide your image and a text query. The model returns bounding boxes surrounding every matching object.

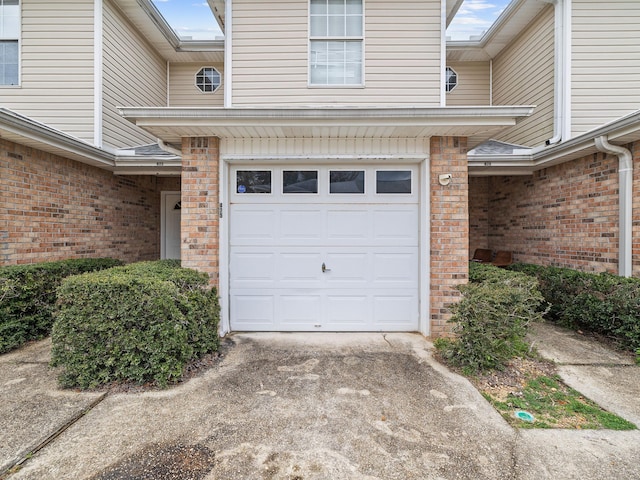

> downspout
[544,0,570,146]
[594,136,633,277]
[224,0,232,108]
[94,0,103,147]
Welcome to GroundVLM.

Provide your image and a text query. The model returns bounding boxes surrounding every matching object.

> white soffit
[447,0,550,62]
[112,0,224,63]
[119,106,535,146]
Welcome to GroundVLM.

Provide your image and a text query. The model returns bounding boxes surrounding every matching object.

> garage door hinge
[219,202,223,218]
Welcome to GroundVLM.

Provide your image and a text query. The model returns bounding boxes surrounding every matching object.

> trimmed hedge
[51,260,220,389]
[435,263,547,373]
[0,258,123,354]
[509,263,640,357]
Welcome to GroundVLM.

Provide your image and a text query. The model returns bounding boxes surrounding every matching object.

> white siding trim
[419,155,430,336]
[220,141,231,334]
[94,0,103,147]
[440,0,446,106]
[224,0,232,108]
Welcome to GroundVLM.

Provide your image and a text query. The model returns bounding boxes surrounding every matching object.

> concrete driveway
[2,332,640,479]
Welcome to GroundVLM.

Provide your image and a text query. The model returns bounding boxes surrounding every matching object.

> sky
[447,0,513,41]
[152,0,512,42]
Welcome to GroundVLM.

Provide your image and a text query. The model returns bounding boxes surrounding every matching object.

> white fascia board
[469,110,640,175]
[0,109,115,168]
[119,106,535,125]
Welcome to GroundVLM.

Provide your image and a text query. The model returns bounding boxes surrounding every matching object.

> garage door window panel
[376,170,412,194]
[283,170,318,194]
[329,170,365,194]
[236,170,272,194]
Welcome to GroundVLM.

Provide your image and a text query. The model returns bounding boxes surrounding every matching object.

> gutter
[595,136,633,277]
[0,108,183,175]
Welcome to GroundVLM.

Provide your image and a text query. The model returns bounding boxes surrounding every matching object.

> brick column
[430,136,469,337]
[181,137,220,286]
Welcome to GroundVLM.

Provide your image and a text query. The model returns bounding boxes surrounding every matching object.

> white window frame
[0,0,20,87]
[445,66,458,93]
[308,0,364,88]
[195,66,221,94]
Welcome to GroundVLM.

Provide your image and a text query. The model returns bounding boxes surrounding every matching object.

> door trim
[161,191,181,260]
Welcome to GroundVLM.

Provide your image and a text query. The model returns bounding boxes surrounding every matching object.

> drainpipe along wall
[540,0,571,147]
[594,136,633,277]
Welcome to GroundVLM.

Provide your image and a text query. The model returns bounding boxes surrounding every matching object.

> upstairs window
[309,0,363,86]
[195,67,221,93]
[0,0,19,86]
[445,67,458,92]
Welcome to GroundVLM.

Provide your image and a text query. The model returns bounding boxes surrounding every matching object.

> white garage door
[229,165,420,331]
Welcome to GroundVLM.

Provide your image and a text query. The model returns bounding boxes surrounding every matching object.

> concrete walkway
[1,327,639,480]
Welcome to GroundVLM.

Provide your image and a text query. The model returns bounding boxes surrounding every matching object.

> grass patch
[475,359,636,430]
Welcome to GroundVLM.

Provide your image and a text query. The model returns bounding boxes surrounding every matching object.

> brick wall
[430,137,469,337]
[180,137,220,285]
[469,176,489,256]
[469,141,640,276]
[0,138,179,265]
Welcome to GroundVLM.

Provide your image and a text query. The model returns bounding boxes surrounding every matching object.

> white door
[229,166,419,331]
[162,192,181,260]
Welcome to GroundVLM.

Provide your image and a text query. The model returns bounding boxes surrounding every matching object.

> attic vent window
[195,67,220,93]
[445,67,458,92]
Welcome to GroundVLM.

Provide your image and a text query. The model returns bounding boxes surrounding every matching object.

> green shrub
[509,263,640,358]
[0,258,123,354]
[50,261,219,389]
[436,264,546,374]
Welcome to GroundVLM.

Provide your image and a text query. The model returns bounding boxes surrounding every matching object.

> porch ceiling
[119,106,535,149]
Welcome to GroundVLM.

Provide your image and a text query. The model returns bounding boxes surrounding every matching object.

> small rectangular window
[236,171,272,194]
[329,170,364,194]
[0,0,19,86]
[376,171,412,194]
[283,170,318,194]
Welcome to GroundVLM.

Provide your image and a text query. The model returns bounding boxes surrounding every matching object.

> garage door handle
[322,262,331,273]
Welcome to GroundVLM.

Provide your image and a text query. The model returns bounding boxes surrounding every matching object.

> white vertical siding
[169,63,224,107]
[492,5,554,147]
[102,0,166,149]
[0,1,95,143]
[446,62,490,106]
[572,0,640,137]
[231,0,441,106]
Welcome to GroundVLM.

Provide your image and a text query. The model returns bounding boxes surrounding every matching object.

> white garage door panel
[230,247,417,290]
[230,204,419,247]
[229,164,420,332]
[231,290,416,331]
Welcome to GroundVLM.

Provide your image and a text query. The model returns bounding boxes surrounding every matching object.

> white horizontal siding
[102,0,166,149]
[571,0,640,136]
[446,62,490,106]
[492,5,554,147]
[169,63,225,107]
[0,1,95,142]
[231,0,441,107]
[222,137,430,157]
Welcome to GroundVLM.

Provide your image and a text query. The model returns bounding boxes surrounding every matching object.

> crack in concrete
[1,392,108,478]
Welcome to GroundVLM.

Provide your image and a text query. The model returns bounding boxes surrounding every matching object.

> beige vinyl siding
[169,63,224,107]
[492,5,554,147]
[0,1,94,142]
[446,62,490,106]
[102,0,166,149]
[572,0,640,137]
[231,0,441,106]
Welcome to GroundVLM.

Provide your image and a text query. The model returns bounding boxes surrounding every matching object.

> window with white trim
[309,0,363,86]
[0,0,19,86]
[195,67,221,93]
[445,67,458,93]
